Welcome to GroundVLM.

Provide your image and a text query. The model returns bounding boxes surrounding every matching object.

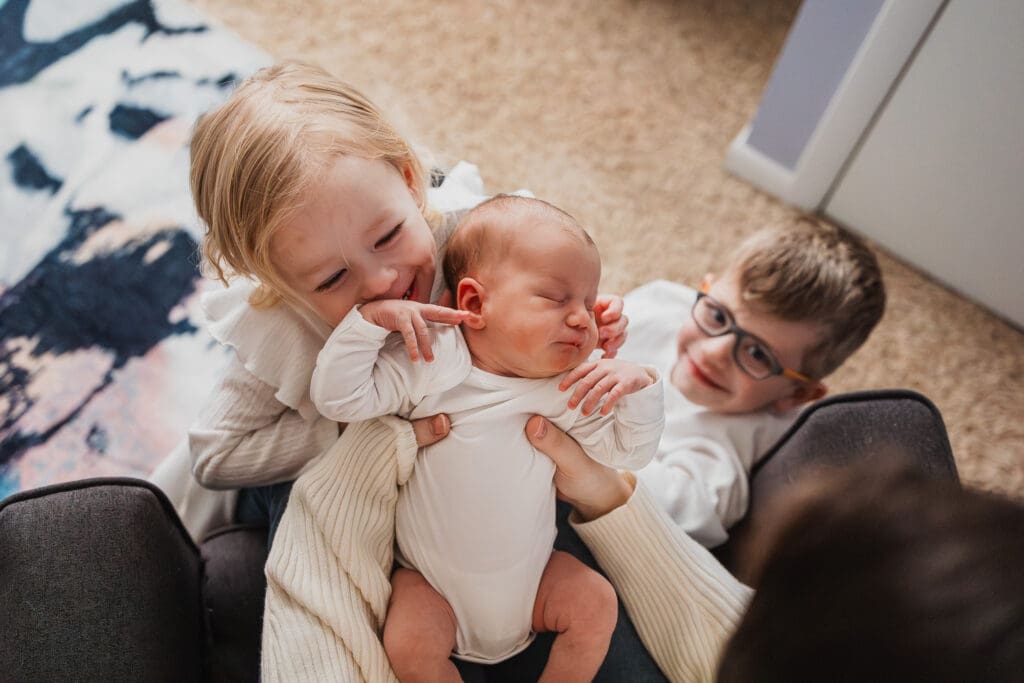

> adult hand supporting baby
[411,413,451,447]
[526,415,634,521]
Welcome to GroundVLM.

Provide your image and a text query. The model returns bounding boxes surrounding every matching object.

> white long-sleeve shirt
[617,280,799,548]
[310,309,665,662]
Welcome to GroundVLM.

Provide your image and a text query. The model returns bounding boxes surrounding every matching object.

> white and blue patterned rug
[0,0,270,498]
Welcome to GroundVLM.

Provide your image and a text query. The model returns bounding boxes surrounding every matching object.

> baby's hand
[560,359,654,416]
[594,294,628,358]
[358,300,470,362]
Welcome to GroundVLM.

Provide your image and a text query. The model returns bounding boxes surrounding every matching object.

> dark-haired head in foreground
[717,463,1024,682]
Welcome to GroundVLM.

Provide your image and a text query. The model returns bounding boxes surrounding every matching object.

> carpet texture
[191,0,1022,497]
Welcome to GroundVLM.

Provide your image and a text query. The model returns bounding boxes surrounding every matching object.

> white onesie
[311,309,664,663]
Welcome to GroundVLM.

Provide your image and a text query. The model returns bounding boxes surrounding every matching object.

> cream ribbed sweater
[263,416,417,683]
[262,421,753,682]
[572,474,753,682]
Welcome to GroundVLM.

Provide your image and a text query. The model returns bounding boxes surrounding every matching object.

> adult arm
[527,417,753,683]
[262,416,419,683]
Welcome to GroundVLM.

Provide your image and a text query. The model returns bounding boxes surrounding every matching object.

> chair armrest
[0,477,205,680]
[714,389,958,578]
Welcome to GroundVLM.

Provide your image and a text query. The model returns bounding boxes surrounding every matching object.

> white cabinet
[824,0,1024,327]
[725,0,1024,327]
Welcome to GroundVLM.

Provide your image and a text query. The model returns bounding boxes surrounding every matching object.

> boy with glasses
[615,217,886,547]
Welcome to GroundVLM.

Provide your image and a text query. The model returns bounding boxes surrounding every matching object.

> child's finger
[559,361,597,392]
[568,368,607,410]
[594,294,623,324]
[601,325,627,343]
[600,328,628,358]
[420,304,471,325]
[599,385,627,415]
[413,315,433,362]
[581,376,618,415]
[399,318,420,362]
[598,314,627,353]
[598,316,628,341]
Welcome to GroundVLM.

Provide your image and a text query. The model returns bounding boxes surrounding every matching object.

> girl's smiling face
[270,155,437,326]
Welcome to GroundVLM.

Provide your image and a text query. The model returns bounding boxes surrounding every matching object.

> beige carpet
[192,0,1023,498]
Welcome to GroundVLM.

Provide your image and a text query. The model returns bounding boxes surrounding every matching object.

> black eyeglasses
[691,290,815,384]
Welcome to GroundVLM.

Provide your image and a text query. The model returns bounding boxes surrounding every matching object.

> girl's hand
[559,359,655,416]
[358,300,470,362]
[594,294,628,358]
[526,416,633,521]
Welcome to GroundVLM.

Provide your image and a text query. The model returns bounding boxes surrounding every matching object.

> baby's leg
[384,568,460,683]
[532,550,618,683]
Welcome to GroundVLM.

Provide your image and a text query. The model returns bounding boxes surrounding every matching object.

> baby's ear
[456,278,486,329]
[772,381,827,413]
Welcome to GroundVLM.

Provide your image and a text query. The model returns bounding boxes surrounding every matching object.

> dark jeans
[236,481,293,548]
[236,487,666,682]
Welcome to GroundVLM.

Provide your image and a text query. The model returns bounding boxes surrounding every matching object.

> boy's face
[469,229,601,378]
[270,155,437,326]
[670,269,825,414]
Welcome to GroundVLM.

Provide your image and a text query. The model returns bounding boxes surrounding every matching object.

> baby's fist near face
[594,294,628,358]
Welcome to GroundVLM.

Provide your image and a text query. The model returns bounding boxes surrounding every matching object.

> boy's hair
[190,61,433,308]
[443,194,594,292]
[717,463,1024,682]
[728,217,885,379]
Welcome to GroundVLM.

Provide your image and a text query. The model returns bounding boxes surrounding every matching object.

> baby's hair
[189,61,434,308]
[443,194,594,293]
[727,217,885,379]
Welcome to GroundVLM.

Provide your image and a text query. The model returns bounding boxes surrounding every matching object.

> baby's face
[670,269,823,414]
[473,229,600,378]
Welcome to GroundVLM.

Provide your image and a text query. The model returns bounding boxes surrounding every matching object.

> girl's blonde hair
[190,61,436,308]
